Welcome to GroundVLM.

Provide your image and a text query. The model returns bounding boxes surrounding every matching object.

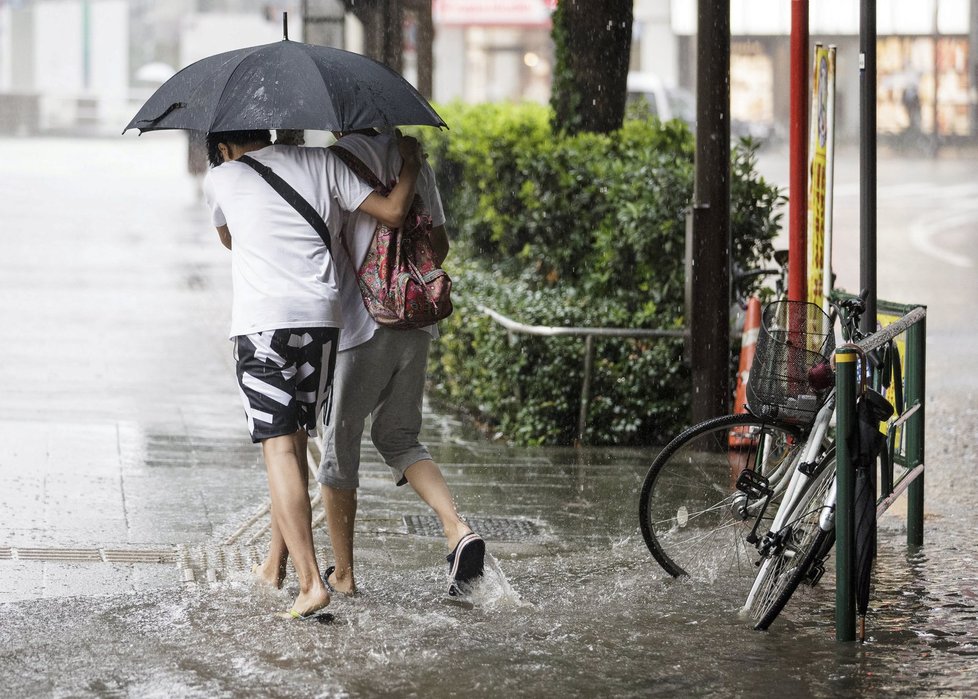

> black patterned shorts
[233,327,339,443]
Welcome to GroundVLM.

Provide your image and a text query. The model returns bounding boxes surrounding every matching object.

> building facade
[1,0,974,142]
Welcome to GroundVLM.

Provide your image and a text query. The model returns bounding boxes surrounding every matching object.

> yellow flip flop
[275,607,334,623]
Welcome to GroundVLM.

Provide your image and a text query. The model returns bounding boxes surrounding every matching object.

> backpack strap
[329,144,385,191]
[238,154,331,254]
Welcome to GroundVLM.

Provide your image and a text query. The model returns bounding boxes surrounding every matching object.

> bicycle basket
[746,300,836,425]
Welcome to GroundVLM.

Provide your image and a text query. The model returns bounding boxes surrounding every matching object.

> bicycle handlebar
[828,288,870,343]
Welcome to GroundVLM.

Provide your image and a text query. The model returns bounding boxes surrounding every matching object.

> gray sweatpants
[317,327,433,490]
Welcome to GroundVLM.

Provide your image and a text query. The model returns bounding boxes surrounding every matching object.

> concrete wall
[179,12,282,66]
[633,0,677,86]
[1,0,128,131]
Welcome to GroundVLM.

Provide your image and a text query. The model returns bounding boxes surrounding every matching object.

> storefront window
[877,35,970,136]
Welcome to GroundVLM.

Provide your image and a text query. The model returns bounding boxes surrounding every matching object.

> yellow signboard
[877,310,908,437]
[807,45,836,312]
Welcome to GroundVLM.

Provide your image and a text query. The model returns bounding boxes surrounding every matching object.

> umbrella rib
[204,43,271,133]
[292,44,344,130]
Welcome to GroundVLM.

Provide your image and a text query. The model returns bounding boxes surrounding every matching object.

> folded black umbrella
[123,38,446,134]
[852,388,894,641]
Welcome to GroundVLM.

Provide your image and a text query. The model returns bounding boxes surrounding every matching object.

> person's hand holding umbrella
[396,134,424,167]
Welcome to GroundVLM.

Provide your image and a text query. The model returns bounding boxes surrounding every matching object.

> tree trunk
[344,0,403,71]
[550,0,633,134]
[409,0,434,99]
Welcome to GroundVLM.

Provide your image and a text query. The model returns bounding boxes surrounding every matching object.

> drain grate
[403,515,543,541]
[0,547,11,560]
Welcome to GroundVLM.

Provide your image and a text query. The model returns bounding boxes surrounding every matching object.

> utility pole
[971,0,978,139]
[859,0,877,336]
[689,0,731,424]
[788,0,808,302]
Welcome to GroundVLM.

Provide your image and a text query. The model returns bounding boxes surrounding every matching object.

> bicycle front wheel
[639,414,803,586]
[748,448,837,630]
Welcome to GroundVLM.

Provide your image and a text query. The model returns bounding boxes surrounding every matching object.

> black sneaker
[446,532,485,596]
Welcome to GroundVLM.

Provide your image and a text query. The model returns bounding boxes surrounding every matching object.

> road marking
[910,208,977,268]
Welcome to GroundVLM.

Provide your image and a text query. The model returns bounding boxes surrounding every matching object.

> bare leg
[262,431,329,616]
[253,505,289,588]
[403,459,471,550]
[256,432,311,588]
[321,485,358,595]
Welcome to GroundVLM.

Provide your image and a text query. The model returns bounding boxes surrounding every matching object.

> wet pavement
[1,134,977,697]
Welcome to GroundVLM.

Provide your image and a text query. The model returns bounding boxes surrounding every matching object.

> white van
[627,71,777,141]
[626,72,696,126]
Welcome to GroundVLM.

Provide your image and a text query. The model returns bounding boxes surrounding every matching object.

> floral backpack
[330,144,453,330]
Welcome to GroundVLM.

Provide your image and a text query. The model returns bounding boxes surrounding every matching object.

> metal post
[788,0,808,302]
[905,315,926,546]
[577,335,595,446]
[970,0,978,139]
[835,347,857,641]
[859,0,878,336]
[690,0,731,424]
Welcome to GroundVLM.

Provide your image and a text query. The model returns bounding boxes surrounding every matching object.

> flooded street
[2,451,976,697]
[1,135,977,697]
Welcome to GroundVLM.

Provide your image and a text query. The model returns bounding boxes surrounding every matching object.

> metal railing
[835,301,926,641]
[477,305,687,444]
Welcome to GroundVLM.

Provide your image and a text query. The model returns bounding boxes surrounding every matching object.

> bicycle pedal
[736,469,772,500]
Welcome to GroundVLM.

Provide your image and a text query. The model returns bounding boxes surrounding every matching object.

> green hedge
[414,103,783,446]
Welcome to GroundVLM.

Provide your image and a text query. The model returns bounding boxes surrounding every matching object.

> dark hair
[205,129,272,167]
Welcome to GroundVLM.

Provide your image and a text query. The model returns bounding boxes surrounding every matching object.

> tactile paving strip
[102,549,177,564]
[403,515,542,541]
[5,547,177,563]
[15,548,103,562]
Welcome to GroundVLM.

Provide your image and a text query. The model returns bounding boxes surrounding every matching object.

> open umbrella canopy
[123,39,446,135]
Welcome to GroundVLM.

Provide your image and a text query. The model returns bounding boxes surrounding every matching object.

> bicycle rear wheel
[748,448,837,630]
[639,414,803,587]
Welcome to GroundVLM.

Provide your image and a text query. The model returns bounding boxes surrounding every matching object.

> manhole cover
[403,515,542,541]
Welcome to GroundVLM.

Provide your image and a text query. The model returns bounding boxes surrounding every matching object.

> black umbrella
[852,388,894,641]
[123,38,446,134]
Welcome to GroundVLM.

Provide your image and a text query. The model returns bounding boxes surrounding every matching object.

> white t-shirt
[204,144,373,339]
[332,132,447,352]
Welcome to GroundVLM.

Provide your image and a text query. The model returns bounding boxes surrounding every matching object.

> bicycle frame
[742,392,837,612]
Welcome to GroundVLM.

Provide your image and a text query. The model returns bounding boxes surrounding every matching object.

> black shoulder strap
[329,144,384,190]
[238,154,330,254]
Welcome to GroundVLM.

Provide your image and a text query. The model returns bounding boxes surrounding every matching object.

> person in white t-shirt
[315,129,485,598]
[204,128,424,619]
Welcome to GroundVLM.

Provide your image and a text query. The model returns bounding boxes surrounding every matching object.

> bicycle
[745,296,896,631]
[639,292,895,630]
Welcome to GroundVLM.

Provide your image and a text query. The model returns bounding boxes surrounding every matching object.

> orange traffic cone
[729,296,762,454]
